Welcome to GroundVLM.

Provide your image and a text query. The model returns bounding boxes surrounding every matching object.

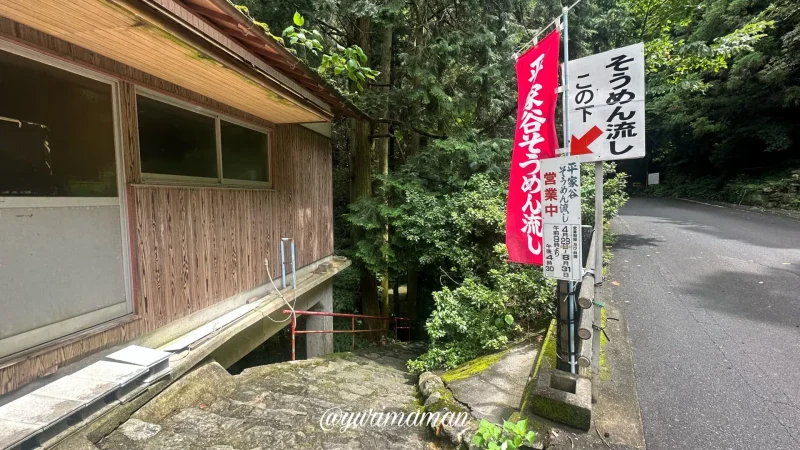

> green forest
[233,0,800,371]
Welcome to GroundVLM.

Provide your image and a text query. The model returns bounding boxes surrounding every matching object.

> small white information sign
[540,156,582,281]
[567,43,645,163]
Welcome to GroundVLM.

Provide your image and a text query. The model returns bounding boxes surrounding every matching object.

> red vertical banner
[505,30,561,265]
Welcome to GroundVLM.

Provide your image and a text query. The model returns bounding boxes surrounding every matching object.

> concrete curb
[518,291,645,449]
[520,319,592,431]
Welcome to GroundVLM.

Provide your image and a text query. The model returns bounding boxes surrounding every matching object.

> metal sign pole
[595,162,604,283]
[561,6,577,375]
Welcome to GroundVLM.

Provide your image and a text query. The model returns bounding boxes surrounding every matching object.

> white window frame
[219,116,273,188]
[136,87,272,189]
[0,38,134,319]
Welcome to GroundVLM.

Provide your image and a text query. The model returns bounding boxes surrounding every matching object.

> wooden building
[0,0,358,397]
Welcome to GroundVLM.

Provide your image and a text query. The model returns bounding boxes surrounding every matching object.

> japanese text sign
[567,43,645,163]
[541,156,582,281]
[506,30,560,266]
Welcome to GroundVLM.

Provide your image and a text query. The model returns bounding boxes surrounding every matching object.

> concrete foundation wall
[305,283,333,359]
[209,279,334,368]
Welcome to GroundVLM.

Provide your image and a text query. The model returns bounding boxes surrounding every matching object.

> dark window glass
[221,121,269,183]
[137,95,217,179]
[0,50,117,197]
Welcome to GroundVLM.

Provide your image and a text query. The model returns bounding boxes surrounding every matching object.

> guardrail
[393,316,413,340]
[282,310,412,361]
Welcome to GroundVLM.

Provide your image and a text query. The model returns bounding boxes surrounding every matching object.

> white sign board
[567,43,645,163]
[540,156,582,281]
[647,172,660,185]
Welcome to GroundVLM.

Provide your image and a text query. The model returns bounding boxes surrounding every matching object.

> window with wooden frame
[136,89,272,188]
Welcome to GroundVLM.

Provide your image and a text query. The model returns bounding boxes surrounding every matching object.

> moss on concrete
[133,360,234,423]
[440,348,511,384]
[599,307,611,381]
[529,394,591,431]
[425,386,468,413]
[533,319,558,381]
[319,351,357,361]
[519,319,557,414]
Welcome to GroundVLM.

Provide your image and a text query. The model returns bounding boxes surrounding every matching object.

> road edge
[592,268,647,449]
[675,197,800,222]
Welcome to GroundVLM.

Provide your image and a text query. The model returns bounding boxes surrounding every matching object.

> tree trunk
[360,271,381,320]
[404,0,425,159]
[407,269,419,338]
[377,25,393,318]
[350,118,372,206]
[349,16,381,334]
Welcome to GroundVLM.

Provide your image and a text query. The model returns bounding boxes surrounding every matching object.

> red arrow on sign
[570,126,603,155]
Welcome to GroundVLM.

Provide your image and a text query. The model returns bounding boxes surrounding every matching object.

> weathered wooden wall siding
[0,124,333,395]
[131,129,333,331]
[0,17,334,395]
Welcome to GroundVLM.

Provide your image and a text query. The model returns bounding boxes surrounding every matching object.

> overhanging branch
[369,133,393,139]
[372,118,448,139]
[478,104,517,134]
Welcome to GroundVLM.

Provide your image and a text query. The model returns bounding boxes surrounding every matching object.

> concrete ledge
[37,258,350,450]
[520,320,592,432]
[529,368,591,431]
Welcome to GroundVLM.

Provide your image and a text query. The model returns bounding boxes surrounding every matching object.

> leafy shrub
[347,136,625,373]
[407,279,512,373]
[407,245,555,374]
[472,418,536,450]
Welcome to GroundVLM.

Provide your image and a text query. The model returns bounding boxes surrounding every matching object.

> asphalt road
[610,197,800,450]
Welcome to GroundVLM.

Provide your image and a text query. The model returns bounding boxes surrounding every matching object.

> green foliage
[406,278,516,373]
[318,46,380,92]
[644,18,773,92]
[233,4,282,43]
[293,11,305,27]
[406,250,556,373]
[281,12,379,92]
[580,163,630,228]
[345,133,632,372]
[636,0,799,177]
[347,136,513,278]
[344,135,565,373]
[472,418,536,450]
[233,6,379,92]
[238,0,640,366]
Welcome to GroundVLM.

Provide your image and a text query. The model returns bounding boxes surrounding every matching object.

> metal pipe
[290,312,296,361]
[562,5,577,375]
[293,329,388,334]
[282,310,400,320]
[562,7,572,154]
[579,232,597,309]
[595,163,604,283]
[281,310,412,359]
[290,239,297,289]
[280,238,287,289]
